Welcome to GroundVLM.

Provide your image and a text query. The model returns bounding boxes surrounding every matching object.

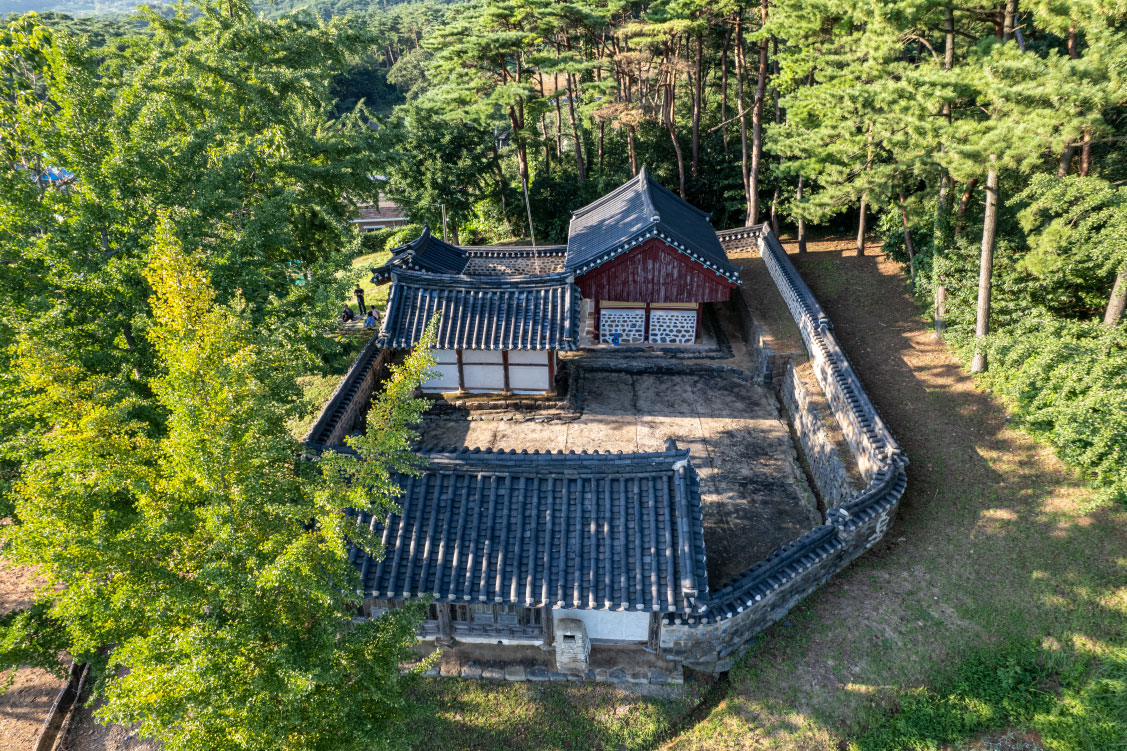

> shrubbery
[853,642,1127,750]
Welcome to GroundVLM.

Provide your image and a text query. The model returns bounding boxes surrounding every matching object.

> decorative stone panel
[600,308,646,344]
[648,309,697,343]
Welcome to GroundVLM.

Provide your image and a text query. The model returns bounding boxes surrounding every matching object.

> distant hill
[3,0,143,15]
[6,0,411,18]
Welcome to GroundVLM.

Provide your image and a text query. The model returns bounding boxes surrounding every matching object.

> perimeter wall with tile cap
[661,227,908,673]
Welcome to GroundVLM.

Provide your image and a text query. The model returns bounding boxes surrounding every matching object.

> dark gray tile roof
[378,269,580,351]
[565,167,740,282]
[372,226,467,282]
[347,442,710,614]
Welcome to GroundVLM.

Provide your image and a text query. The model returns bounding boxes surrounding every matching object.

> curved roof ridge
[569,167,652,221]
[390,268,575,289]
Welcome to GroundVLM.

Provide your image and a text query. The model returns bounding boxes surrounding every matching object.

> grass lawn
[404,677,706,751]
[399,236,1126,750]
[346,250,391,314]
[286,249,392,440]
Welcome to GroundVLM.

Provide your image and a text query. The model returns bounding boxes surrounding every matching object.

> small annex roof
[347,442,710,614]
[372,226,467,282]
[565,167,740,282]
[378,269,581,351]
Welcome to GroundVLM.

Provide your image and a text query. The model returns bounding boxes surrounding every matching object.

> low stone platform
[407,642,683,687]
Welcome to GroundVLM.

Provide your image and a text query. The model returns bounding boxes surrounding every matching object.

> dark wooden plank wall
[575,238,736,303]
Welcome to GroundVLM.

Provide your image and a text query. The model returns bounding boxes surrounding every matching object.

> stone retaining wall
[664,227,908,672]
[780,362,857,508]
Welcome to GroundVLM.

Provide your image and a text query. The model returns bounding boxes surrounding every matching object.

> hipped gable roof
[347,442,710,614]
[378,269,580,351]
[565,167,740,282]
[372,226,467,282]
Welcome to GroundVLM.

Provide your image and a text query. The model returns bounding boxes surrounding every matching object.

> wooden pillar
[647,612,662,651]
[643,302,652,342]
[501,350,511,393]
[437,603,454,643]
[455,349,466,393]
[542,606,554,646]
[546,350,557,395]
[593,299,601,342]
[695,303,703,341]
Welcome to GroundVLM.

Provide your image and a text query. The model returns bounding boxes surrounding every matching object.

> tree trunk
[735,17,752,225]
[663,75,687,198]
[898,192,917,282]
[691,30,703,179]
[598,120,605,173]
[935,284,947,339]
[1056,27,1080,176]
[508,105,536,246]
[1057,145,1076,177]
[796,174,807,253]
[720,25,732,155]
[954,178,978,237]
[1080,130,1091,176]
[562,44,586,183]
[970,163,998,373]
[933,2,955,337]
[1104,268,1127,326]
[491,139,512,233]
[748,0,770,225]
[1003,0,1016,39]
[627,126,638,175]
[856,197,865,255]
[555,95,564,157]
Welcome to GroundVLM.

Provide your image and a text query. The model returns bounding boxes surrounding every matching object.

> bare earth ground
[419,369,821,586]
[665,237,1127,749]
[0,549,65,751]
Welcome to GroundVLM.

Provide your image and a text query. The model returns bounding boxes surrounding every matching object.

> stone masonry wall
[663,227,909,673]
[780,362,857,508]
[463,249,567,276]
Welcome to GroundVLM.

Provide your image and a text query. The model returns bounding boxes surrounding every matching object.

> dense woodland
[1,1,1125,750]
[342,0,1127,506]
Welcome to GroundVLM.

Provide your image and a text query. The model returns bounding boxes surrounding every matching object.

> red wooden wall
[575,238,736,303]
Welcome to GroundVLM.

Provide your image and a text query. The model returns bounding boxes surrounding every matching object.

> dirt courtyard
[419,368,821,587]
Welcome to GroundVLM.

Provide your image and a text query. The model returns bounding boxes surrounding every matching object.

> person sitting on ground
[341,305,355,323]
[364,307,379,329]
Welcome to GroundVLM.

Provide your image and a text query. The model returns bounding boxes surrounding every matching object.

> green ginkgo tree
[4,218,437,751]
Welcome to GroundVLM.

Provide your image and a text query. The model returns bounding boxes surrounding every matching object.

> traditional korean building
[565,167,741,344]
[375,268,579,394]
[348,442,709,651]
[371,170,737,396]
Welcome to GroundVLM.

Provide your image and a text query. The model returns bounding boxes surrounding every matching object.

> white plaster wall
[552,608,650,642]
[422,349,461,392]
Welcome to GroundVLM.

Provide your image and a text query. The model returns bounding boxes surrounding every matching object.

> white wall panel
[552,609,650,642]
[508,365,549,392]
[463,364,506,392]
